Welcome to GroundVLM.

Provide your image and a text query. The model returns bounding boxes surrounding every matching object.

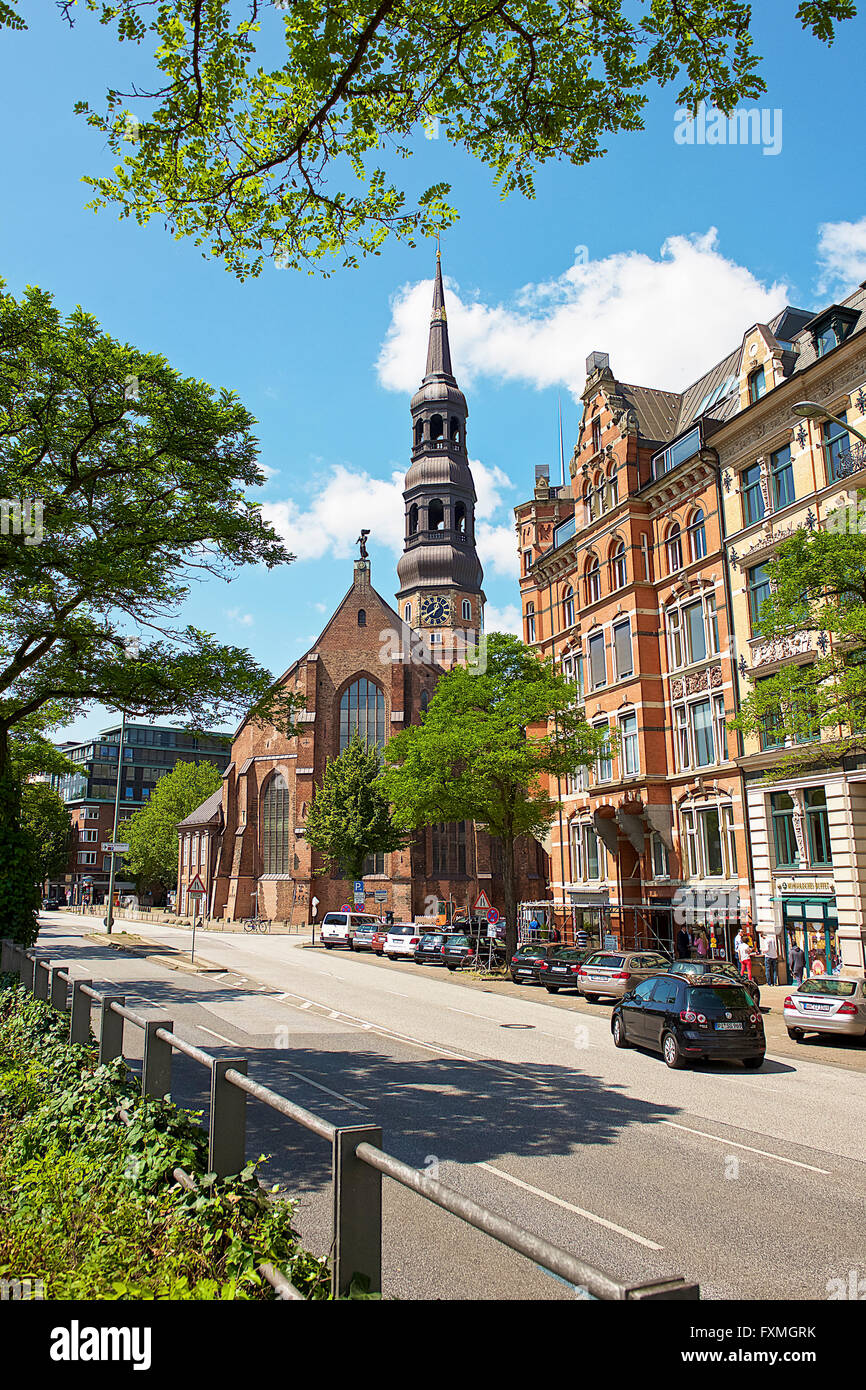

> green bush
[0,980,330,1300]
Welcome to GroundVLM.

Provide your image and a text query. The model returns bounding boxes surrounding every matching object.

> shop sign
[776,878,834,895]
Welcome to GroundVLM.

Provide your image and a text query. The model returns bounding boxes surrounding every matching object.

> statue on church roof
[356,529,370,559]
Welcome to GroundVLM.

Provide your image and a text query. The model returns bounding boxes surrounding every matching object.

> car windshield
[689,986,754,1010]
[322,914,346,925]
[551,948,584,962]
[515,944,540,955]
[389,926,415,936]
[798,978,857,997]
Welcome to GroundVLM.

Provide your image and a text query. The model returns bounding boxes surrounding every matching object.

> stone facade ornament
[791,791,807,864]
[751,631,813,667]
[671,679,684,699]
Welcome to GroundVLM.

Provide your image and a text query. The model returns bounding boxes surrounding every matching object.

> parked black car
[41,896,60,911]
[611,973,765,1069]
[413,932,451,965]
[442,933,507,971]
[536,946,592,992]
[666,957,761,1007]
[510,942,559,984]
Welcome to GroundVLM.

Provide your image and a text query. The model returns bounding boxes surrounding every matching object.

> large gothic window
[261,772,290,874]
[432,821,467,874]
[339,678,386,752]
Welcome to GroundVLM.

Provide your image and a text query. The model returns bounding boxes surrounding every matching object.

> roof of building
[177,788,224,829]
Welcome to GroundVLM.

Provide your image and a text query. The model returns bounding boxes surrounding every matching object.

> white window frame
[461,599,471,622]
[588,631,606,690]
[714,695,728,761]
[619,711,639,776]
[613,618,633,679]
[583,824,602,880]
[650,832,670,880]
[78,851,97,865]
[594,719,612,783]
[569,821,582,881]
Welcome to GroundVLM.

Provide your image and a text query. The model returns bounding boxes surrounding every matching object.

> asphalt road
[24,913,866,1302]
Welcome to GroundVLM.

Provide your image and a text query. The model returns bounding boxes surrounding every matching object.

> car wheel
[742,1056,764,1069]
[662,1031,685,1069]
[447,965,456,972]
[545,986,559,994]
[324,944,334,950]
[787,1027,805,1042]
[583,993,599,1004]
[612,1016,629,1049]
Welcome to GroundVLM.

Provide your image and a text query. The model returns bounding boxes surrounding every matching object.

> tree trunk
[501,834,518,959]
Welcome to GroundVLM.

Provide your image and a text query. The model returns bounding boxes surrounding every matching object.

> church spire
[424,250,454,381]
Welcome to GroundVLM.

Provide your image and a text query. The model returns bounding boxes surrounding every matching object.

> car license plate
[715,1022,743,1031]
[803,1002,831,1012]
[552,968,567,975]
[588,974,605,981]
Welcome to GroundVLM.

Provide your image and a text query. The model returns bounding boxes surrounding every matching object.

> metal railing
[1,937,699,1302]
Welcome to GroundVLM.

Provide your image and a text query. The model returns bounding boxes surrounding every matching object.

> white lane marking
[477,1162,663,1250]
[197,1026,237,1046]
[299,1001,312,1010]
[660,1121,831,1174]
[282,1071,368,1110]
[447,1005,495,1020]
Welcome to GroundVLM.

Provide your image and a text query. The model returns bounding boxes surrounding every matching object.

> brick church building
[178,256,549,925]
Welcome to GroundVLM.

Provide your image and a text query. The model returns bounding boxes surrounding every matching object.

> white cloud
[816,216,866,295]
[483,602,522,638]
[377,230,788,399]
[477,521,519,578]
[262,455,515,564]
[224,606,255,627]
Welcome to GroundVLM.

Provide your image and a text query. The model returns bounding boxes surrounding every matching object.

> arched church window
[455,501,466,533]
[429,498,445,531]
[414,419,424,445]
[261,772,290,875]
[430,414,444,441]
[357,609,366,627]
[461,599,471,621]
[408,503,419,536]
[339,678,386,752]
[403,602,412,623]
[420,689,429,711]
[450,416,461,442]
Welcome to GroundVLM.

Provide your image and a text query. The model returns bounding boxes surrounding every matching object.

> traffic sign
[340,904,351,913]
[353,880,364,894]
[486,908,499,924]
[374,890,388,901]
[102,842,129,854]
[187,874,206,896]
[473,890,493,912]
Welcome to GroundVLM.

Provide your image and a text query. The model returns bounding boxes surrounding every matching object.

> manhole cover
[500,1023,534,1029]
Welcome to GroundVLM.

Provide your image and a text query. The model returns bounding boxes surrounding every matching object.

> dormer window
[748,366,766,404]
[810,307,857,358]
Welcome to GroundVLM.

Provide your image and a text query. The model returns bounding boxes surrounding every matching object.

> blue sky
[2,4,865,743]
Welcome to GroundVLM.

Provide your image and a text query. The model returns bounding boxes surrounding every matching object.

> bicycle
[242,916,270,934]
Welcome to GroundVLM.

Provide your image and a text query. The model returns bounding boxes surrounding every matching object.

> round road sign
[486,908,499,924]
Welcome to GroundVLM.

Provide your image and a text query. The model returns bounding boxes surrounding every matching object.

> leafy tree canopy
[305,736,407,882]
[121,758,224,891]
[383,631,606,951]
[12,0,850,276]
[732,497,866,772]
[0,280,303,784]
[20,781,74,885]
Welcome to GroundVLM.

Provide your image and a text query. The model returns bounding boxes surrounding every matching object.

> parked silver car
[576,949,672,1003]
[784,976,866,1041]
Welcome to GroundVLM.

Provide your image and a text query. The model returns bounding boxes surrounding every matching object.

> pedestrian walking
[789,940,806,986]
[737,935,753,981]
[694,931,708,959]
[676,924,691,959]
[760,931,778,986]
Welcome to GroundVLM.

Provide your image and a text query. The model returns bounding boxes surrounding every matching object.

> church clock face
[420,595,451,627]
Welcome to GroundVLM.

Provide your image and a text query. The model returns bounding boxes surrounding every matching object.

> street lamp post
[792,400,866,447]
[104,706,127,937]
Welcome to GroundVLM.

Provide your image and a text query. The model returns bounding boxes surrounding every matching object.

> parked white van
[320,911,380,949]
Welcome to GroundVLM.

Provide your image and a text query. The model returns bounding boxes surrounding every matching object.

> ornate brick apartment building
[178,257,547,924]
[517,282,866,974]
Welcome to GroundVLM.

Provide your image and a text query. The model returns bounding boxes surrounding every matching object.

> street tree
[304,736,407,883]
[732,495,866,771]
[0,711,76,944]
[7,0,850,276]
[0,280,302,938]
[383,631,607,956]
[120,759,224,897]
[20,782,74,887]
